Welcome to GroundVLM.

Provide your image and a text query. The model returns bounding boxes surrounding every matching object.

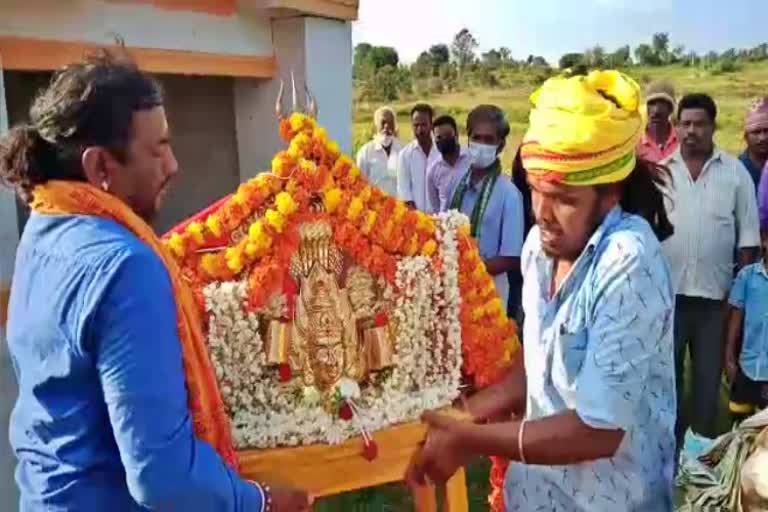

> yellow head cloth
[521,70,643,186]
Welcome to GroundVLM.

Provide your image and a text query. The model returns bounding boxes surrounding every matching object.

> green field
[352,62,768,165]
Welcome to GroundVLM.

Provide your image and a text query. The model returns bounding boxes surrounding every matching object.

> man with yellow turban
[406,71,677,511]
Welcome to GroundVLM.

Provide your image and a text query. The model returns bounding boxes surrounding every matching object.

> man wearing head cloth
[637,79,679,163]
[741,97,768,192]
[406,71,677,511]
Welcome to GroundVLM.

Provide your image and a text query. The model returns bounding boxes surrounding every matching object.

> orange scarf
[31,180,238,468]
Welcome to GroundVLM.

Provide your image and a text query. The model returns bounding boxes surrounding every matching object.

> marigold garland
[162,112,518,511]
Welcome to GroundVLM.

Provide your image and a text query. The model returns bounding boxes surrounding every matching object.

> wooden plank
[238,408,469,501]
[0,36,276,78]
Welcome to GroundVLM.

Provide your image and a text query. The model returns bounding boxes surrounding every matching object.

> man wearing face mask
[445,105,524,307]
[426,115,471,213]
[356,106,403,196]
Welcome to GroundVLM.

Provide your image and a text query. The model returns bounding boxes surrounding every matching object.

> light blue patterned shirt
[505,207,677,512]
[728,262,768,381]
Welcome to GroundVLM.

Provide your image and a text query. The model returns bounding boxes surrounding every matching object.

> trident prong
[305,83,318,118]
[275,80,286,119]
[290,70,298,113]
[274,70,318,120]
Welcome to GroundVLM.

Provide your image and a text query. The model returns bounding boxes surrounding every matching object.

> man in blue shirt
[0,52,309,511]
[725,230,768,424]
[407,71,677,511]
[444,105,525,308]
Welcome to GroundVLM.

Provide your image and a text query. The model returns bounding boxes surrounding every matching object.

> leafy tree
[530,56,549,67]
[635,44,659,66]
[482,49,502,69]
[451,28,478,70]
[428,44,450,66]
[652,32,670,63]
[559,52,584,69]
[498,47,513,65]
[610,45,631,66]
[584,45,605,68]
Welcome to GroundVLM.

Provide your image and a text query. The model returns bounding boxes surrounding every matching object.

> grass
[352,62,768,165]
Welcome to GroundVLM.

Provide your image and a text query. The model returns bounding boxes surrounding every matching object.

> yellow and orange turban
[521,70,643,186]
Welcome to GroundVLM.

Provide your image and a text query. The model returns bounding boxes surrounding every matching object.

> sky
[352,0,768,65]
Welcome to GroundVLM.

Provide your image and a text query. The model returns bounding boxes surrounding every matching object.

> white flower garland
[204,214,464,449]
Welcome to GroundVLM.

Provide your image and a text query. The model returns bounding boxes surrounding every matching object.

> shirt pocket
[551,323,589,395]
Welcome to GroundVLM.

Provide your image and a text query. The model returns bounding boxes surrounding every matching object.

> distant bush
[718,59,742,73]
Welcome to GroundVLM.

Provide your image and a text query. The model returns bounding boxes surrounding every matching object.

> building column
[233,16,352,181]
[0,57,21,512]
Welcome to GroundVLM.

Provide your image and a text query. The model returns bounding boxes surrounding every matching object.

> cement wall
[0,0,273,58]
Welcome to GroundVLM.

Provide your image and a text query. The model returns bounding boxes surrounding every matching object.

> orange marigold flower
[361,211,377,235]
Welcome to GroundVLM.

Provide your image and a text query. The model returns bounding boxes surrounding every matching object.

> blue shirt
[739,150,763,194]
[445,167,525,306]
[7,213,262,511]
[728,262,768,381]
[505,207,677,511]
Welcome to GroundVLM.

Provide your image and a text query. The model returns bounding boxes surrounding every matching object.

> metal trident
[275,70,318,119]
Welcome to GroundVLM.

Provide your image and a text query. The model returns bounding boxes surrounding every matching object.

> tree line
[354,29,768,101]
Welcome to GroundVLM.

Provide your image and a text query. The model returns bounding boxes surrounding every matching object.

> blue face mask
[468,142,498,169]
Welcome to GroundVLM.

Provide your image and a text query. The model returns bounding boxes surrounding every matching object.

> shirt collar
[667,146,723,165]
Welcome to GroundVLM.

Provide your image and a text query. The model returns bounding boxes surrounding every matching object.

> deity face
[304,278,346,391]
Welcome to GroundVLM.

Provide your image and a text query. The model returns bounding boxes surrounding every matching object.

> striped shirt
[396,140,441,211]
[661,148,760,300]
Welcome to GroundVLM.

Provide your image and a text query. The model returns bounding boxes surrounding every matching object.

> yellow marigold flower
[323,188,343,212]
[327,140,340,155]
[289,112,307,132]
[205,215,222,237]
[420,239,437,257]
[313,126,328,143]
[347,196,364,221]
[225,247,243,273]
[167,233,185,258]
[336,155,353,168]
[265,209,286,233]
[321,173,335,191]
[299,158,317,175]
[472,264,486,280]
[201,253,219,276]
[186,221,205,244]
[245,242,259,258]
[271,154,288,175]
[495,315,507,328]
[483,281,496,297]
[361,211,377,235]
[349,165,360,179]
[249,220,265,241]
[275,191,298,216]
[488,297,503,315]
[471,307,484,321]
[417,214,436,234]
[393,202,407,222]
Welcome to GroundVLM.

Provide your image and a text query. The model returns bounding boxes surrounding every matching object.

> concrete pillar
[0,57,21,512]
[234,16,352,181]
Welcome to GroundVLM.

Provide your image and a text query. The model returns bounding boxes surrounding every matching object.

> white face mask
[468,142,498,169]
[375,133,394,147]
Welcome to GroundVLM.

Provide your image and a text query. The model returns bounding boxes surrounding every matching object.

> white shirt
[396,140,441,211]
[355,138,404,197]
[662,148,760,300]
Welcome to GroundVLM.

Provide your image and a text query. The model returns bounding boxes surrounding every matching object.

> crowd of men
[358,81,768,440]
